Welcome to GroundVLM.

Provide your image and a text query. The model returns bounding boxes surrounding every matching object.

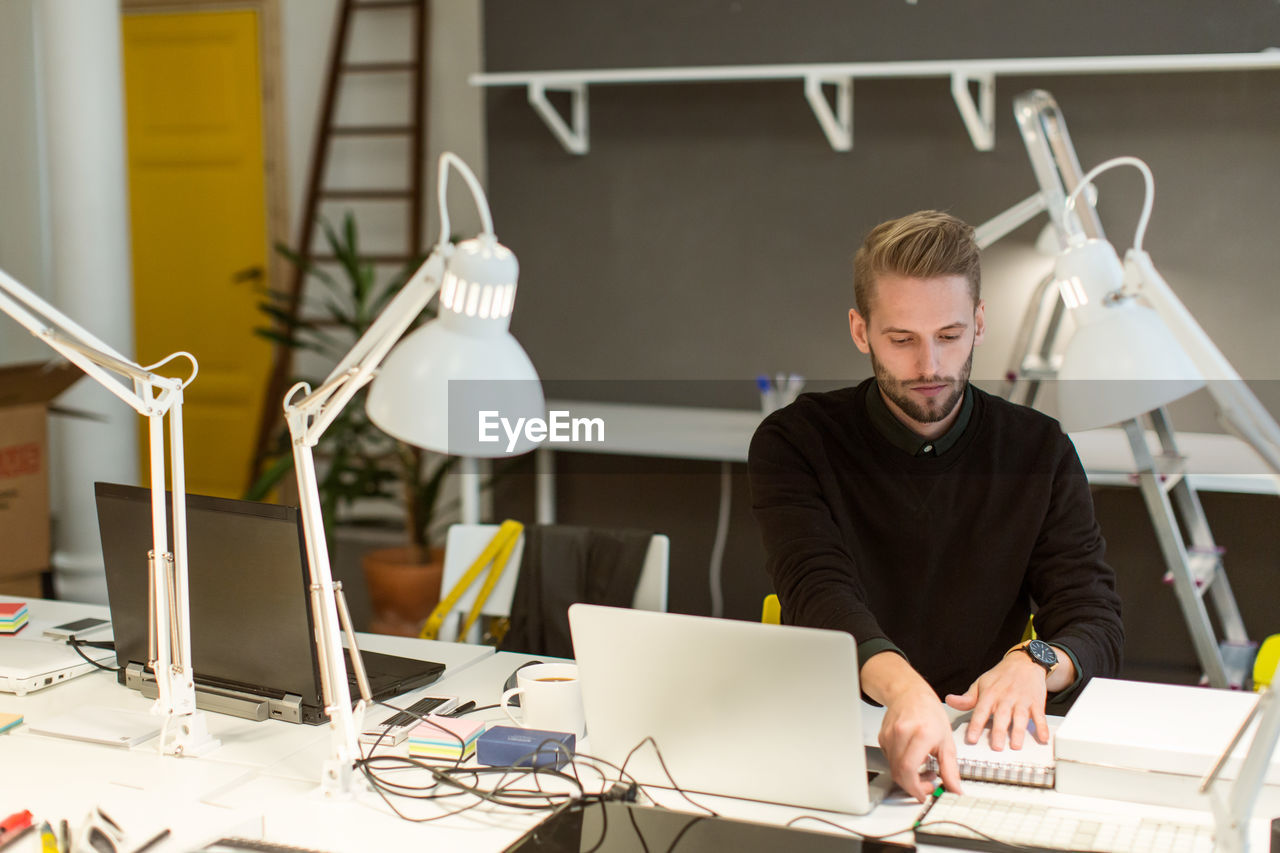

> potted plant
[247,214,458,635]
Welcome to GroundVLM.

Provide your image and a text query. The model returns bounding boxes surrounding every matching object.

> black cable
[68,634,121,672]
[914,819,1041,852]
[356,742,594,825]
[618,736,718,817]
[663,814,705,853]
[784,814,916,843]
[348,726,658,830]
[622,803,652,853]
[581,800,610,853]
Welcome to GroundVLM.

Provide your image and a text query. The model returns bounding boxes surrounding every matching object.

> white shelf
[472,50,1280,154]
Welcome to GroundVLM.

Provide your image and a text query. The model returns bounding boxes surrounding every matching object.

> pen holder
[758,374,805,414]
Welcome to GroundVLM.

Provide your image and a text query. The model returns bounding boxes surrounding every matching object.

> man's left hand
[942,650,1072,750]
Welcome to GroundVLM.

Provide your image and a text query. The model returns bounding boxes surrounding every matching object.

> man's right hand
[862,651,963,802]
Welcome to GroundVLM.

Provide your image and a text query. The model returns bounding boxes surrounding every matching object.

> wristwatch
[1006,639,1058,676]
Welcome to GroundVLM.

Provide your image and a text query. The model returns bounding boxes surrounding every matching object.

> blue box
[476,725,575,769]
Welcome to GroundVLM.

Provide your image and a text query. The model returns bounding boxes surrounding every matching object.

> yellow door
[123,9,271,498]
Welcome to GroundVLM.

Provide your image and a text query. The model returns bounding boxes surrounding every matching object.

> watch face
[1027,639,1058,667]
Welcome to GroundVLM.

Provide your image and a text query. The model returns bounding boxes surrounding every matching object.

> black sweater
[748,379,1123,699]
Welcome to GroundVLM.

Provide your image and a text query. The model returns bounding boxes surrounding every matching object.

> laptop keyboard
[917,790,1215,852]
[380,696,452,729]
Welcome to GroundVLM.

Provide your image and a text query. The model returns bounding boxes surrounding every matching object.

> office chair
[433,523,670,644]
[762,593,781,625]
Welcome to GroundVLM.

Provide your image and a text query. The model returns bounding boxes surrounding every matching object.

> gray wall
[485,3,1280,402]
[482,1,1280,680]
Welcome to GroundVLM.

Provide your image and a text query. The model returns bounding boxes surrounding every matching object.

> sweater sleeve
[1025,433,1125,694]
[748,413,903,668]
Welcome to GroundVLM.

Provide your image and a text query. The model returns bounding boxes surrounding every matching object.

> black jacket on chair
[500,525,652,658]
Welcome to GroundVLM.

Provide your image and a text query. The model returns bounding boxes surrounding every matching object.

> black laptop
[95,482,444,725]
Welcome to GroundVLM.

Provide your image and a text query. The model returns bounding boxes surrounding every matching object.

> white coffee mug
[500,662,585,739]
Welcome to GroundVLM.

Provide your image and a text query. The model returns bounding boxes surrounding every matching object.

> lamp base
[158,709,220,757]
[320,756,372,799]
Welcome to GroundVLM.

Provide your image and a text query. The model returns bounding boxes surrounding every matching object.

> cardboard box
[0,570,46,598]
[0,361,84,579]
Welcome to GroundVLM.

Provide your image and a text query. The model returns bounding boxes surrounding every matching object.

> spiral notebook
[928,715,1060,788]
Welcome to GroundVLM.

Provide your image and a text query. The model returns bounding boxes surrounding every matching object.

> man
[747,210,1123,802]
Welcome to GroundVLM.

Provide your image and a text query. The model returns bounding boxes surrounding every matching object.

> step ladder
[1120,410,1253,688]
[249,0,430,485]
[1001,90,1254,689]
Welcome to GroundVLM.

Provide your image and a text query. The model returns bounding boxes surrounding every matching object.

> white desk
[2,597,1276,852]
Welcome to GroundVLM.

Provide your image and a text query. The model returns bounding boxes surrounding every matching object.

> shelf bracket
[803,74,853,151]
[951,71,995,151]
[528,80,589,155]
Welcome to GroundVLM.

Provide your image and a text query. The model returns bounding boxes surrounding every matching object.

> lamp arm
[289,253,445,446]
[1013,90,1106,243]
[282,250,445,797]
[1202,688,1280,853]
[1126,251,1280,478]
[974,192,1048,250]
[0,267,217,756]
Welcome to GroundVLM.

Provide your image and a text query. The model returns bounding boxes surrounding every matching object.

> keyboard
[358,694,458,746]
[916,790,1215,853]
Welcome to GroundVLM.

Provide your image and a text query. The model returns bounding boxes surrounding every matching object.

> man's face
[848,273,985,431]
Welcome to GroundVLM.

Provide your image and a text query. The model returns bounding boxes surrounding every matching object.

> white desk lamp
[978,149,1280,476]
[1051,156,1207,433]
[1051,156,1280,479]
[283,151,544,796]
[0,269,219,757]
[1201,686,1280,853]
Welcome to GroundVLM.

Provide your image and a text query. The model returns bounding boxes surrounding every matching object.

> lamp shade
[365,234,545,457]
[1054,239,1204,432]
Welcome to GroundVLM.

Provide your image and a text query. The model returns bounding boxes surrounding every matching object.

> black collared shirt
[865,382,974,456]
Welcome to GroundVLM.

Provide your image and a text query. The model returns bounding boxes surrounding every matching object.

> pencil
[132,828,171,853]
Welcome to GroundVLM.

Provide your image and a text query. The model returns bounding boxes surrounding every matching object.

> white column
[38,0,139,603]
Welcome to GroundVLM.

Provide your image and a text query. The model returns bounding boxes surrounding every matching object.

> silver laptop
[568,603,874,814]
[0,638,115,696]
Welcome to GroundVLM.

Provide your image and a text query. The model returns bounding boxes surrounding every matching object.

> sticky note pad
[0,713,22,734]
[0,602,28,634]
[408,715,485,761]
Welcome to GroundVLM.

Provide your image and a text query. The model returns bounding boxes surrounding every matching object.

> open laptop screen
[95,482,324,708]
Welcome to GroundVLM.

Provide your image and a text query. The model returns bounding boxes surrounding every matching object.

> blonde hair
[853,210,981,317]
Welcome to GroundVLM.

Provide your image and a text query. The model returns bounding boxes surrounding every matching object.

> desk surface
[1,597,1275,852]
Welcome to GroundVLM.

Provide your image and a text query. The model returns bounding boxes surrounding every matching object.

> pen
[0,812,31,837]
[0,825,33,851]
[38,822,57,853]
[132,828,171,853]
[449,700,477,717]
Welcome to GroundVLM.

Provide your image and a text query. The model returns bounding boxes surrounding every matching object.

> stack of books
[408,715,485,762]
[0,602,27,634]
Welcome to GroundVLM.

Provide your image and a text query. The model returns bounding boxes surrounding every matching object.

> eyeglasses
[82,808,126,853]
[75,809,169,853]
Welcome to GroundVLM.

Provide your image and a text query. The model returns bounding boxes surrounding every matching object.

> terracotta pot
[362,545,444,637]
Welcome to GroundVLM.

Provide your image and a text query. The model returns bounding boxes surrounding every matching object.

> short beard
[869,344,974,425]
